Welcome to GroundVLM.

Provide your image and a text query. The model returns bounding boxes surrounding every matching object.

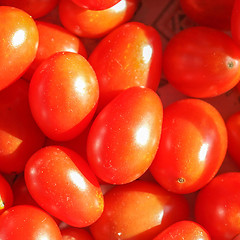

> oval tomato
[150,98,227,194]
[71,0,121,10]
[0,79,45,174]
[90,180,190,240]
[89,21,162,110]
[87,87,163,184]
[153,221,211,240]
[0,205,62,239]
[58,0,139,38]
[24,21,87,81]
[29,52,99,141]
[180,0,235,30]
[61,227,94,240]
[25,146,104,227]
[0,6,38,91]
[195,172,240,240]
[0,174,13,214]
[163,26,240,98]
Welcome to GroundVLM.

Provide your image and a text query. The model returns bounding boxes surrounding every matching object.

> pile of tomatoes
[1,0,240,239]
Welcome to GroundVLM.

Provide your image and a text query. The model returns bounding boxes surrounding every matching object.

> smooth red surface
[150,99,227,194]
[87,87,163,184]
[0,79,45,173]
[61,227,94,240]
[0,205,62,239]
[226,111,240,167]
[90,180,190,240]
[89,21,162,111]
[24,21,87,81]
[58,0,139,38]
[0,0,59,19]
[25,146,104,227]
[0,174,13,214]
[0,6,38,91]
[72,0,120,10]
[153,221,210,240]
[29,52,99,141]
[180,0,235,30]
[163,26,240,98]
[195,172,240,240]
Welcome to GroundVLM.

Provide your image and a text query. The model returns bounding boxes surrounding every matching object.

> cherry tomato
[89,21,162,111]
[29,52,99,141]
[72,0,121,10]
[153,220,210,240]
[25,146,104,227]
[90,180,190,240]
[180,0,235,30]
[0,6,38,91]
[226,111,240,167]
[195,172,240,240]
[232,0,240,47]
[87,87,163,184]
[0,79,45,173]
[0,0,59,19]
[0,174,13,214]
[150,98,227,194]
[24,21,87,81]
[61,227,94,240]
[163,26,240,98]
[0,205,62,240]
[58,0,139,38]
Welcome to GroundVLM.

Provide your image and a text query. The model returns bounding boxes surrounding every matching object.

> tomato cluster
[0,0,240,239]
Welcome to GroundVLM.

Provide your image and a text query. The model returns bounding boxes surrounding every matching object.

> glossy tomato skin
[89,22,162,111]
[153,221,211,240]
[226,111,240,167]
[0,205,62,240]
[0,79,45,174]
[61,227,94,240]
[180,0,235,30]
[195,172,240,240]
[24,21,87,81]
[72,0,120,10]
[0,174,13,214]
[0,0,59,19]
[0,6,38,91]
[25,146,104,228]
[58,0,139,38]
[29,52,99,141]
[163,26,240,98]
[87,87,163,184]
[150,98,227,194]
[90,180,190,240]
[232,0,240,47]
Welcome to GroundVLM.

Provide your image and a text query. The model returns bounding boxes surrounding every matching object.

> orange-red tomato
[58,0,139,38]
[0,6,38,91]
[150,98,227,194]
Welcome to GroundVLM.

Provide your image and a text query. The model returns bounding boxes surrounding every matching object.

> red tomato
[89,21,162,111]
[87,87,163,184]
[0,205,62,240]
[58,0,139,38]
[72,0,120,10]
[61,227,94,240]
[163,26,240,98]
[0,79,45,173]
[150,99,227,194]
[153,220,210,240]
[0,6,38,91]
[232,0,240,47]
[226,111,240,167]
[195,172,240,240]
[24,21,87,81]
[90,180,190,240]
[180,0,235,30]
[29,52,99,141]
[25,146,104,227]
[0,174,13,214]
[0,0,59,19]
